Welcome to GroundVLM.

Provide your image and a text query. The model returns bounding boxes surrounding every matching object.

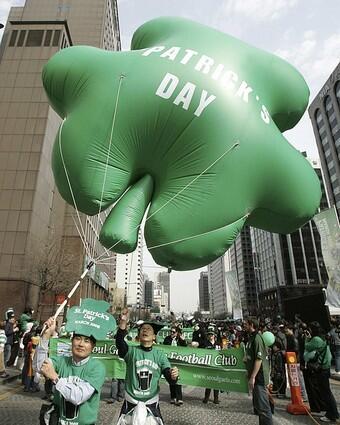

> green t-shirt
[124,345,171,402]
[51,356,106,425]
[305,336,332,369]
[245,333,270,386]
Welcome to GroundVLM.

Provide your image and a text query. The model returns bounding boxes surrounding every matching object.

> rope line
[94,75,125,259]
[148,213,249,250]
[71,215,92,258]
[94,141,240,263]
[95,211,249,264]
[58,119,91,259]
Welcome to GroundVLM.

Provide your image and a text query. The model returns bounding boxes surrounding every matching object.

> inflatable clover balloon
[43,17,321,270]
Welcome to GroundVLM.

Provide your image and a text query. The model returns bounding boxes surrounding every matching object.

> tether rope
[58,119,91,260]
[93,75,125,260]
[94,141,240,263]
[148,213,250,250]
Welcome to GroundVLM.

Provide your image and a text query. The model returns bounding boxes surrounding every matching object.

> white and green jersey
[51,356,105,425]
[124,345,171,402]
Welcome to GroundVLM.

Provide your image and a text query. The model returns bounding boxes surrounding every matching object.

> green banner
[314,207,340,314]
[49,339,248,393]
[127,327,194,343]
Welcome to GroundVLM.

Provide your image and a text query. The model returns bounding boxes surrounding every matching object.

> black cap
[73,333,96,345]
[138,321,166,335]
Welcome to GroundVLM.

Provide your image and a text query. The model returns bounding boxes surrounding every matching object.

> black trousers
[317,369,339,420]
[120,400,163,420]
[204,388,219,400]
[303,369,328,413]
[169,383,182,401]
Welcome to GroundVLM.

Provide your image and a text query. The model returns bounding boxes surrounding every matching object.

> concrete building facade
[228,227,257,316]
[198,271,209,312]
[0,0,120,319]
[250,160,329,319]
[114,231,143,307]
[144,278,154,308]
[309,62,340,220]
[157,271,170,312]
[208,256,230,318]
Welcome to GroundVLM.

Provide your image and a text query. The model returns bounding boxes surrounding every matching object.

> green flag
[314,207,340,314]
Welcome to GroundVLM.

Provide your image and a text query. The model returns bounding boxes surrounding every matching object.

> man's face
[170,329,177,338]
[243,321,253,333]
[285,328,293,336]
[208,333,215,341]
[72,335,94,360]
[9,317,15,324]
[139,324,155,344]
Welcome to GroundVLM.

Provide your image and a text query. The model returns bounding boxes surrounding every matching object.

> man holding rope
[36,299,114,425]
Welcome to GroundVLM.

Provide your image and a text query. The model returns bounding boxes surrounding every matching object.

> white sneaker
[320,416,335,423]
[311,411,326,417]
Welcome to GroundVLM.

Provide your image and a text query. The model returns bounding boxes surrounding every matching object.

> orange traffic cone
[285,352,309,415]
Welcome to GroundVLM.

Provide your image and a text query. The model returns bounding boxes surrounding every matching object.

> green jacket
[304,336,331,369]
[19,313,33,332]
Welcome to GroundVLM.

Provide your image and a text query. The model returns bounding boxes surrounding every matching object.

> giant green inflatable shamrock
[43,17,321,270]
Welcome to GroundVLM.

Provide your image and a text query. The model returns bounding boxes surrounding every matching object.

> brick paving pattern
[1,373,340,424]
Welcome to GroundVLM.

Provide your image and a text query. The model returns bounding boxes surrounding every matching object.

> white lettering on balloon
[143,45,270,124]
[155,73,216,117]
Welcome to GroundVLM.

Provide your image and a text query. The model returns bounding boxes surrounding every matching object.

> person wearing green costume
[36,297,116,425]
[244,318,273,425]
[304,321,339,423]
[19,307,35,334]
[116,308,179,424]
[38,317,105,425]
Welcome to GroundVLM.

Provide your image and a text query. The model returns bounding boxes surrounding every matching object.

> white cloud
[222,0,300,21]
[275,31,340,95]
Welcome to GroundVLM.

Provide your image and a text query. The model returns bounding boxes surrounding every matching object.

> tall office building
[157,271,170,311]
[251,160,329,320]
[144,278,154,308]
[228,227,257,316]
[198,271,209,312]
[309,62,340,220]
[0,0,120,318]
[115,231,143,307]
[208,256,231,318]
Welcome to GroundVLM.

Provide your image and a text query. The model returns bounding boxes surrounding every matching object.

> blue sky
[1,0,340,312]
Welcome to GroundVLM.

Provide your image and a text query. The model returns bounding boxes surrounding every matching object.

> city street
[1,371,340,425]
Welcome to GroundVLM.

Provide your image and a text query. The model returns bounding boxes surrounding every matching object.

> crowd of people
[1,306,340,424]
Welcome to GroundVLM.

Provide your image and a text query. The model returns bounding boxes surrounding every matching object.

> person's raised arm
[116,307,129,358]
[35,317,56,367]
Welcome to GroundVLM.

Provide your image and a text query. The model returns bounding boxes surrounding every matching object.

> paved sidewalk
[1,376,340,424]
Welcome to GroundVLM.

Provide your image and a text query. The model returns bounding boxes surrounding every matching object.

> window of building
[17,30,27,47]
[26,30,44,46]
[44,30,53,46]
[316,110,323,123]
[9,30,18,46]
[325,96,333,110]
[52,30,61,47]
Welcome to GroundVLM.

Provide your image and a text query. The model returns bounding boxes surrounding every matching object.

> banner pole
[41,261,94,335]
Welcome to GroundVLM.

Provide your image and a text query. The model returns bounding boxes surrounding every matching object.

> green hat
[65,298,116,341]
